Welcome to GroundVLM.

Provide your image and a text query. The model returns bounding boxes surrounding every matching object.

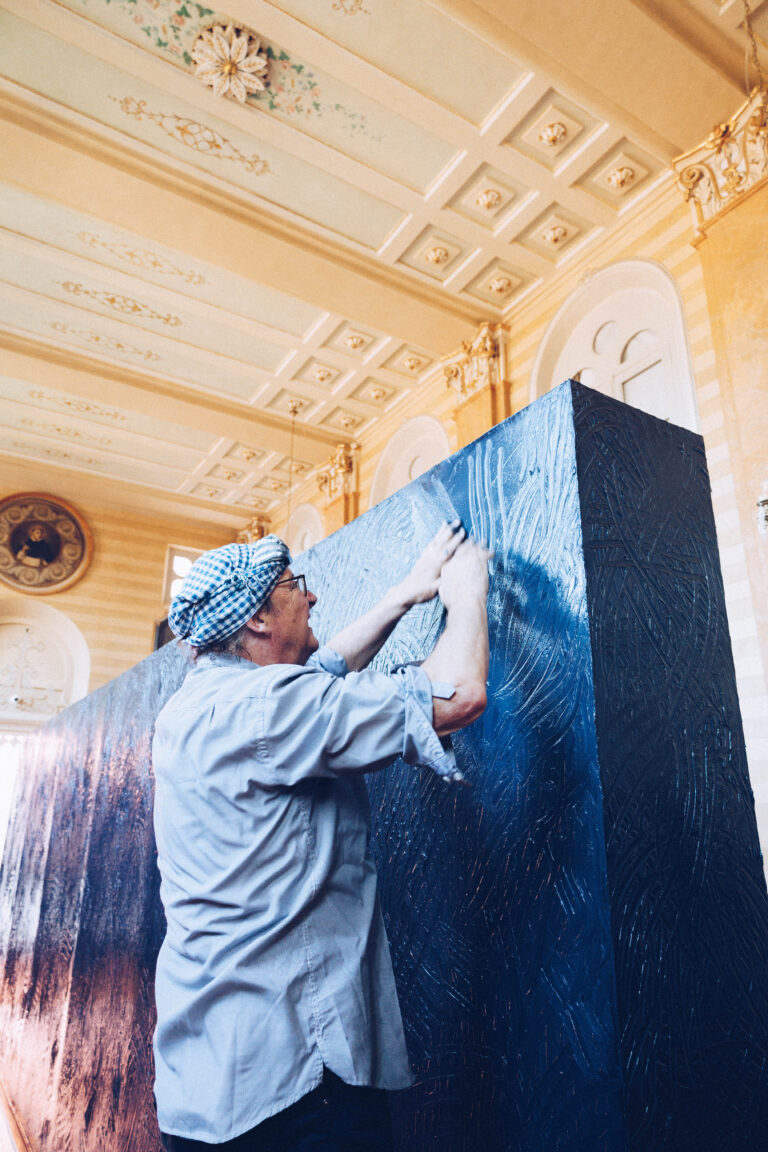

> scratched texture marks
[300,384,627,1152]
[0,642,185,1151]
[572,383,768,1152]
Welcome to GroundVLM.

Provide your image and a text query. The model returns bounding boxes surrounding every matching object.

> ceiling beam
[0,332,340,461]
[0,92,482,348]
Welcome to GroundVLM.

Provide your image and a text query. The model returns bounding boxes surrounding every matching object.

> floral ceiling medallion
[192,22,268,104]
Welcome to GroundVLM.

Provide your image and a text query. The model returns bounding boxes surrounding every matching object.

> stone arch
[530,259,699,431]
[368,416,451,509]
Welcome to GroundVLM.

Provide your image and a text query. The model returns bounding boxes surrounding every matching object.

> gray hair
[190,622,248,662]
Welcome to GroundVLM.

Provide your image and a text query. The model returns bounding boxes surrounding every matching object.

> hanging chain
[742,0,767,106]
[285,399,301,530]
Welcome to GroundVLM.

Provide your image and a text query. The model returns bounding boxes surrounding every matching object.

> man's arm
[326,521,465,671]
[421,539,491,737]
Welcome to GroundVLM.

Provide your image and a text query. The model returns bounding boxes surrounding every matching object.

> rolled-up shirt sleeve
[250,648,461,786]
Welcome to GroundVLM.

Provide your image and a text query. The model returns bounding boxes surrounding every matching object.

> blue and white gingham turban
[168,535,291,647]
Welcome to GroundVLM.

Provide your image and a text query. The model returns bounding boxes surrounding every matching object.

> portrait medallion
[0,492,93,595]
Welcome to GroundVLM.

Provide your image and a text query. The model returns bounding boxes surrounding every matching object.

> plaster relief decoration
[332,0,370,14]
[539,122,568,147]
[465,260,527,308]
[475,188,503,211]
[192,23,268,104]
[442,322,506,399]
[50,322,161,362]
[19,419,112,447]
[75,2,379,141]
[542,225,569,246]
[488,276,514,295]
[316,442,358,500]
[0,493,93,595]
[60,281,182,327]
[10,442,97,469]
[113,97,272,175]
[608,166,635,190]
[0,624,68,719]
[77,233,206,285]
[674,88,768,233]
[28,390,126,422]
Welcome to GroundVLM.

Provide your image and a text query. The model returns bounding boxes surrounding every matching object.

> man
[153,522,491,1151]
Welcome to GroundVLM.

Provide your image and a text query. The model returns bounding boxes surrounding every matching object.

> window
[162,546,202,607]
[531,261,699,432]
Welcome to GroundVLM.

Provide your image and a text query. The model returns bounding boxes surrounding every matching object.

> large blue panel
[0,382,766,1152]
[300,384,626,1152]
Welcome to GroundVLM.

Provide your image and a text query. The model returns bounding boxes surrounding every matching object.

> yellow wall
[695,184,768,686]
[0,461,232,691]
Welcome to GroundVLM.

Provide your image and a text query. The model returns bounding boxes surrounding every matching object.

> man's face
[265,567,318,665]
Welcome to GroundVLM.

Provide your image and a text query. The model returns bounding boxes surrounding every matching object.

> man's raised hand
[394,520,466,607]
[438,537,493,610]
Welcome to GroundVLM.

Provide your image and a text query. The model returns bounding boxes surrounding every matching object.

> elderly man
[153,522,491,1151]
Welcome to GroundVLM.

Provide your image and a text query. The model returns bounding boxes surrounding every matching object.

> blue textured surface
[1,382,766,1152]
[571,384,768,1150]
[299,384,626,1152]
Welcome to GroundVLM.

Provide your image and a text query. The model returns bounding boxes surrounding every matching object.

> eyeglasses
[274,573,307,596]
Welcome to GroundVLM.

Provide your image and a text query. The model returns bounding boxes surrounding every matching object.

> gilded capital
[316,442,359,499]
[442,322,506,399]
[237,517,268,544]
[673,88,768,234]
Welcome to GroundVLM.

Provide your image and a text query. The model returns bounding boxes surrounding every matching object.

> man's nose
[307,589,317,605]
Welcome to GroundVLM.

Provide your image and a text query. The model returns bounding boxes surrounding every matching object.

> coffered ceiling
[0,0,763,526]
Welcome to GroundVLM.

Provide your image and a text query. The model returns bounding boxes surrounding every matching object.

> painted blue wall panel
[0,382,766,1152]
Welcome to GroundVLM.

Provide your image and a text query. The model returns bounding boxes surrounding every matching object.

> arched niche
[0,596,90,732]
[284,503,324,558]
[530,260,699,431]
[368,416,451,509]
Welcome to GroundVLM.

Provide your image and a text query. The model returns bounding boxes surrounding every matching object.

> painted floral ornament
[191,22,268,104]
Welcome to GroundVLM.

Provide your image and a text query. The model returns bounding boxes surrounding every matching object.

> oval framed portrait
[0,492,93,595]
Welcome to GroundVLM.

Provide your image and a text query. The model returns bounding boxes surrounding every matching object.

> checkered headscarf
[168,536,291,647]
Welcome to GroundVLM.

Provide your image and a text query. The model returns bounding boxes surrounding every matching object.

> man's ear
[243,610,270,636]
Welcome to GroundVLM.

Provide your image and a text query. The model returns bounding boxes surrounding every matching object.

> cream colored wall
[0,460,233,691]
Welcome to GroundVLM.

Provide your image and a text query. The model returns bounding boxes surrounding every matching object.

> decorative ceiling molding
[192,23,269,104]
[76,232,206,284]
[113,96,273,175]
[60,281,182,327]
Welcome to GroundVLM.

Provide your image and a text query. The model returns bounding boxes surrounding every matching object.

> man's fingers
[442,526,465,558]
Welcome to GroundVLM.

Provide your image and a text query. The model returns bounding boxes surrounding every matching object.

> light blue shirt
[152,646,456,1143]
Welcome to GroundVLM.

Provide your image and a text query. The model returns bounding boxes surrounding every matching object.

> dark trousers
[159,1067,394,1152]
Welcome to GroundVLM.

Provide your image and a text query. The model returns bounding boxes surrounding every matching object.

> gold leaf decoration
[29,390,127,421]
[77,233,206,285]
[114,97,272,176]
[60,281,181,327]
[50,321,160,362]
